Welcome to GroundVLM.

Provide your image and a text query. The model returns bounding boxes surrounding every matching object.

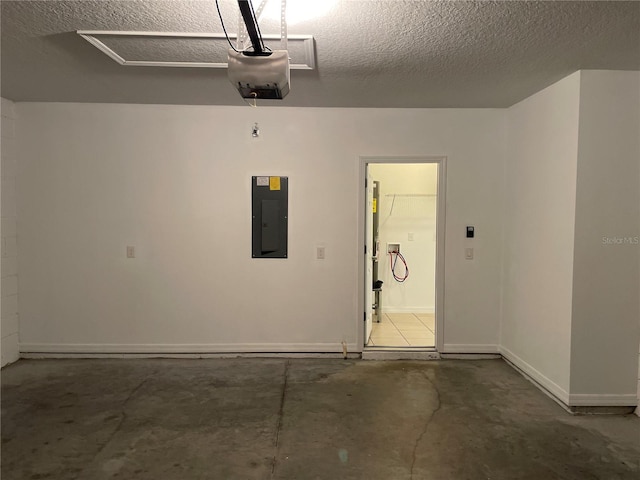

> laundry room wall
[369,163,437,314]
[15,103,506,354]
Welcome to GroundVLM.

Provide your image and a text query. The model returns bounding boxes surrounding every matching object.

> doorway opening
[362,159,445,350]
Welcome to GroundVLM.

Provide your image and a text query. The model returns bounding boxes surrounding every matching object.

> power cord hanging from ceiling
[236,0,271,54]
[216,0,240,53]
[217,0,272,54]
[390,250,409,283]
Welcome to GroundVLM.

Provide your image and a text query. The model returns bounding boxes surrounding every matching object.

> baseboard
[17,342,640,409]
[21,352,363,360]
[500,347,639,408]
[2,333,20,367]
[382,307,435,314]
[567,394,638,407]
[442,344,500,354]
[440,353,501,360]
[500,346,570,406]
[19,342,361,355]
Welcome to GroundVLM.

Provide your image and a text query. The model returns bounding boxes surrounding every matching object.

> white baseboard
[440,353,501,360]
[21,352,363,360]
[17,342,640,408]
[383,307,435,314]
[19,342,361,355]
[500,346,570,405]
[568,394,638,407]
[1,333,20,367]
[442,344,500,354]
[501,347,639,408]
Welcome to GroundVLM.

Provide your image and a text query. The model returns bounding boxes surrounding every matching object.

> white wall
[502,72,581,401]
[503,70,640,407]
[369,163,437,313]
[16,103,506,354]
[1,97,20,366]
[570,71,640,405]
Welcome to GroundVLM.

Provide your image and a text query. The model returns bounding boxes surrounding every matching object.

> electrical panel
[252,176,288,258]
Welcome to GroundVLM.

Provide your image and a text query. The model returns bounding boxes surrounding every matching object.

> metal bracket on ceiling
[236,0,287,53]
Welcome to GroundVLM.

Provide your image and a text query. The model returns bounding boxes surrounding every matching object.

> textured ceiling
[1,1,639,108]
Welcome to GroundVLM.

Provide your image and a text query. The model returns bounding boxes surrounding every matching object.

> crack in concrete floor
[409,370,442,480]
[271,360,290,477]
[73,373,155,479]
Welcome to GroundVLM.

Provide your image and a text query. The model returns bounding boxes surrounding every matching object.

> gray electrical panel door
[252,176,288,258]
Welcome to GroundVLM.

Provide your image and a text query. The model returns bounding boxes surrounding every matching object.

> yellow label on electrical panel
[372,198,377,213]
[269,177,281,191]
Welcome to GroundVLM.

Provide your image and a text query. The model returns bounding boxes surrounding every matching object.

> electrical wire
[216,0,240,53]
[390,251,409,283]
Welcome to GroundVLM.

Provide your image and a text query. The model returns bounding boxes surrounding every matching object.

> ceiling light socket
[252,123,260,138]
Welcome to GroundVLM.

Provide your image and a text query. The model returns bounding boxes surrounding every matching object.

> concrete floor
[1,358,639,480]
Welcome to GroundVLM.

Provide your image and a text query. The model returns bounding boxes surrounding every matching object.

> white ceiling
[2,0,639,108]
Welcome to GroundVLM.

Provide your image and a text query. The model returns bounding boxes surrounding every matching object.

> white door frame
[364,169,375,344]
[357,156,447,351]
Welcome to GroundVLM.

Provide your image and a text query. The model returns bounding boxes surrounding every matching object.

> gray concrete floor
[1,358,639,480]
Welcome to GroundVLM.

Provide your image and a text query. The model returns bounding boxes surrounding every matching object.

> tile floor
[367,312,435,347]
